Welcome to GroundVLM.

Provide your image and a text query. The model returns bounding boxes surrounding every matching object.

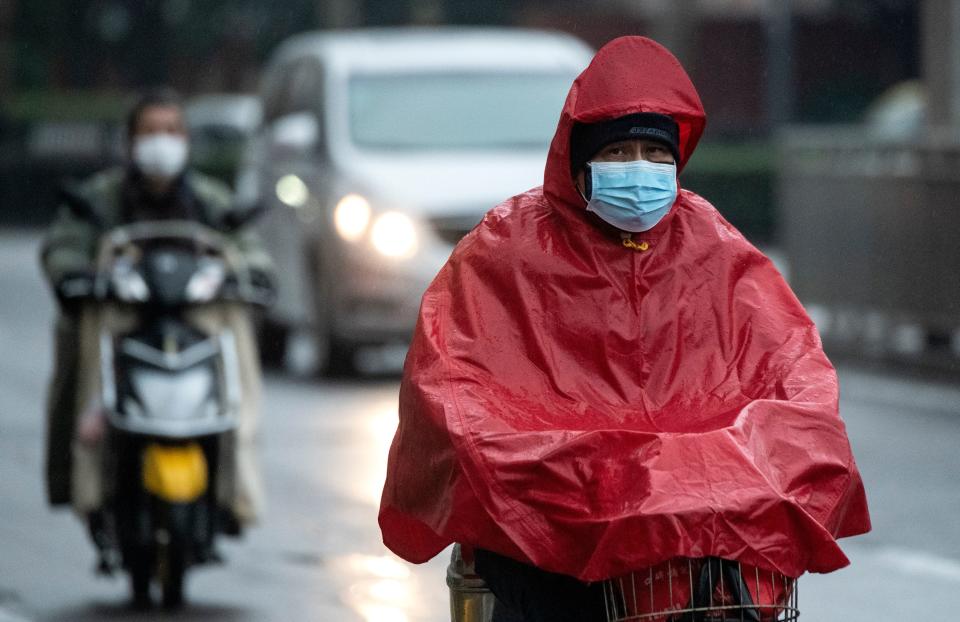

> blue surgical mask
[584,160,678,232]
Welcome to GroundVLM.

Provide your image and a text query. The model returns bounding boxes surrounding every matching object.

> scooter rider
[473,116,687,622]
[41,88,274,541]
[380,37,870,622]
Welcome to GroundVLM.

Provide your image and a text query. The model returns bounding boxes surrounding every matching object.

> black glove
[55,271,95,315]
[247,268,277,307]
[223,269,275,306]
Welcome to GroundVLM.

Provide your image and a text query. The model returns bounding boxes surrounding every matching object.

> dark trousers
[474,549,608,622]
[45,315,79,506]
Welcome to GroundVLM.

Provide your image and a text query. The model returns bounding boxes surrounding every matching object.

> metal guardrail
[0,120,122,226]
[777,126,960,370]
[0,119,237,226]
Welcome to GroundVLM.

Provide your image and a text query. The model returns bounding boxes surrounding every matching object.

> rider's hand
[248,268,277,307]
[221,269,276,307]
[55,271,95,315]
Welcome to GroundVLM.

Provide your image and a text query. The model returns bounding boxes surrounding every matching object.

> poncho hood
[379,36,870,582]
[545,36,704,215]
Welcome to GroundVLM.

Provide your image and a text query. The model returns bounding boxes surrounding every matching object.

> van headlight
[370,212,418,259]
[334,193,372,242]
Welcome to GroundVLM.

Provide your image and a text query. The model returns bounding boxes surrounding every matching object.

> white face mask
[132,133,189,179]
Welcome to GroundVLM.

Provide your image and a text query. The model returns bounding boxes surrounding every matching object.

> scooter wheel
[128,549,153,609]
[159,544,186,610]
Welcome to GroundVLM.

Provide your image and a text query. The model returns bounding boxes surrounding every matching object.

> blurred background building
[1,0,918,230]
[3,0,954,373]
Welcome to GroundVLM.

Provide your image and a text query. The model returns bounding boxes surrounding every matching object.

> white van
[239,28,592,373]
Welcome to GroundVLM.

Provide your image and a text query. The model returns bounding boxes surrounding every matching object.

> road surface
[0,231,957,621]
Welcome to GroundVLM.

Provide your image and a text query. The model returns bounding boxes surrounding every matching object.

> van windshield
[349,72,575,151]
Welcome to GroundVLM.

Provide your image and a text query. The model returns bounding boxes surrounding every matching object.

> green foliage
[682,141,776,243]
[4,90,129,123]
[10,0,320,91]
[683,142,776,175]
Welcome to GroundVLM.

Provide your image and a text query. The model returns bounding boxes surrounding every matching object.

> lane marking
[0,608,31,622]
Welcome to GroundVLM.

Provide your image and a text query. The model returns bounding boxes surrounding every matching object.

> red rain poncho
[379,36,870,582]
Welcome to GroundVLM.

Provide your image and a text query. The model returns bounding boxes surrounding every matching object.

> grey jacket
[41,167,273,289]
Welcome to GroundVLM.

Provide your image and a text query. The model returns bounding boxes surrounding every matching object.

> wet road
[1,231,958,621]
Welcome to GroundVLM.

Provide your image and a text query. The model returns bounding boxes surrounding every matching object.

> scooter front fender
[142,442,208,504]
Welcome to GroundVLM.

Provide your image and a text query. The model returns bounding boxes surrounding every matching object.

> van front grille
[429,215,483,247]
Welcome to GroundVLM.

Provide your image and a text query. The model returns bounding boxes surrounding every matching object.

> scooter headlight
[370,212,418,259]
[185,258,227,303]
[276,174,309,208]
[110,260,150,303]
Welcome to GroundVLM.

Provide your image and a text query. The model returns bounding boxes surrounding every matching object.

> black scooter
[59,190,270,608]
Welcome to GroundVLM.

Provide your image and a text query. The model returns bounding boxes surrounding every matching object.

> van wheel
[316,329,357,377]
[256,318,288,369]
[307,245,358,377]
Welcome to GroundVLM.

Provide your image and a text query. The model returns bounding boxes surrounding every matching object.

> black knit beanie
[569,112,680,172]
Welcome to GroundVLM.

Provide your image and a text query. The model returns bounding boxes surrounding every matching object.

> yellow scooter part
[142,442,208,503]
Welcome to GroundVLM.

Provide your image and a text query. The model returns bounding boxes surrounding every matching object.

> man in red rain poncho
[379,36,870,621]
